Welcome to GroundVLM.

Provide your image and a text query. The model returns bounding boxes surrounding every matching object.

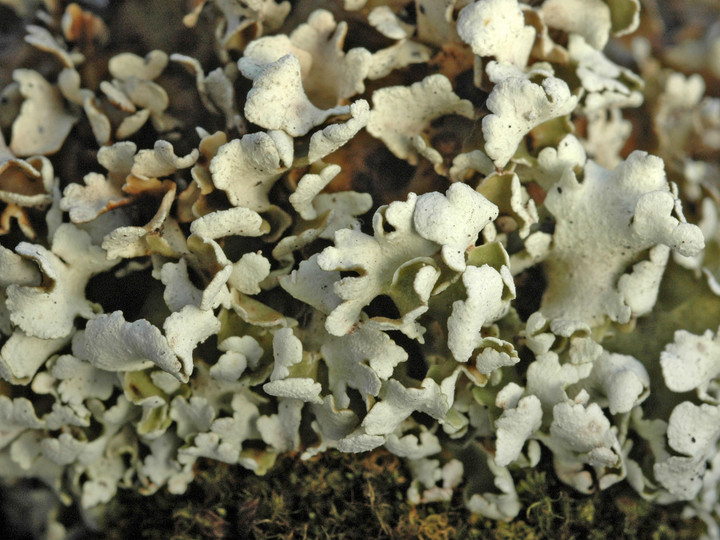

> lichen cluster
[0,0,719,537]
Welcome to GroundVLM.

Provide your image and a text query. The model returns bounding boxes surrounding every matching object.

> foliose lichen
[0,0,719,537]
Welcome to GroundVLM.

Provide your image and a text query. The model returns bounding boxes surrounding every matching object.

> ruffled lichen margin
[0,0,719,538]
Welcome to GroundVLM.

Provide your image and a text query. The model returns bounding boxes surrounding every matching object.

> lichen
[0,0,718,538]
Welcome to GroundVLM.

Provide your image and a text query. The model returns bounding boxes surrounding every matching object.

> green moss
[102,450,706,539]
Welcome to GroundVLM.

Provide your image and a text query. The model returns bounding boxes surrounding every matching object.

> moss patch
[103,450,705,539]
